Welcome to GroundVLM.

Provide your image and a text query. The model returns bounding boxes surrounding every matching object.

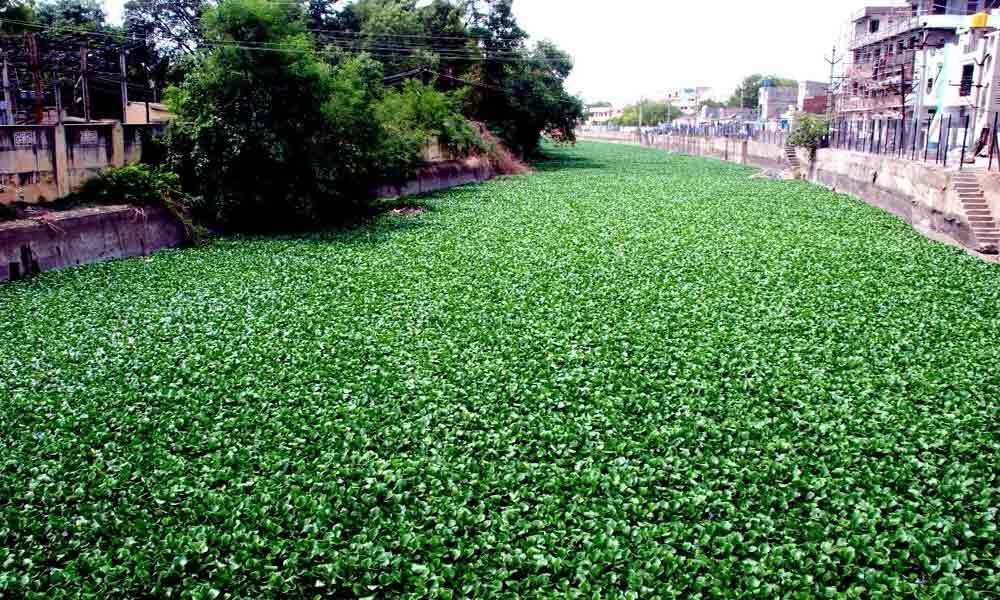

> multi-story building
[842,2,1000,120]
[664,87,715,115]
[584,105,623,129]
[840,1,1000,155]
[758,81,798,124]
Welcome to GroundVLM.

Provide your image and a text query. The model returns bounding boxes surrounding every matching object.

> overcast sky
[102,0,895,105]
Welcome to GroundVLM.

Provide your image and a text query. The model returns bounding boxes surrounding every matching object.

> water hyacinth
[1,142,999,598]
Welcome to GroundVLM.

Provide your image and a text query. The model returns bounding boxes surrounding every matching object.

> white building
[663,87,715,115]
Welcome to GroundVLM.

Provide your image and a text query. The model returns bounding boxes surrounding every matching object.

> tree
[0,1,35,34]
[168,0,394,229]
[123,0,206,57]
[36,0,106,29]
[728,74,798,109]
[788,112,828,159]
[612,100,681,127]
[464,1,581,155]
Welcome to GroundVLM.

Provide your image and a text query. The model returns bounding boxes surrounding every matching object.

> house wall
[0,123,164,206]
[759,87,798,121]
[0,126,58,203]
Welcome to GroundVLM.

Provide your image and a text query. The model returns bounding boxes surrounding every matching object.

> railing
[837,95,904,112]
[848,8,978,50]
[639,123,789,147]
[826,115,988,171]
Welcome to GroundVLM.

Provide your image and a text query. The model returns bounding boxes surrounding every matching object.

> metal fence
[825,116,973,169]
[632,114,1000,173]
[652,124,789,147]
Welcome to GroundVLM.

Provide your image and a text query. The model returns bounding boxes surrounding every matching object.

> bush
[788,113,829,156]
[74,164,182,207]
[376,80,482,160]
[68,164,202,242]
[167,0,397,231]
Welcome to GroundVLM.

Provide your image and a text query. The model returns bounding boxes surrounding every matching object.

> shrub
[167,0,411,231]
[68,164,202,242]
[74,164,181,207]
[376,80,483,160]
[788,113,829,158]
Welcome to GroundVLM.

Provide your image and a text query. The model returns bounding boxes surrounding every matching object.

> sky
[101,0,897,105]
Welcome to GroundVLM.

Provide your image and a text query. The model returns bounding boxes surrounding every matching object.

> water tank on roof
[761,78,775,88]
[970,11,989,29]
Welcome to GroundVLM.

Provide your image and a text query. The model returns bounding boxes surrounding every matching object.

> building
[840,1,1000,155]
[758,81,798,123]
[698,105,755,125]
[584,105,622,128]
[664,87,715,115]
[124,102,176,124]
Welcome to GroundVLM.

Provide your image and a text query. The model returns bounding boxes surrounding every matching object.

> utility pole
[54,79,63,125]
[25,33,44,124]
[79,46,91,123]
[119,49,129,123]
[2,52,14,125]
[825,46,843,123]
[912,31,929,150]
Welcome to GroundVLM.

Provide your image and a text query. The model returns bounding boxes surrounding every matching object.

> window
[969,1,979,14]
[870,19,880,33]
[932,0,948,14]
[927,76,935,93]
[960,63,975,96]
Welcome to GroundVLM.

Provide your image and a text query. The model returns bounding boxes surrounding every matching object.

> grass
[2,141,1000,598]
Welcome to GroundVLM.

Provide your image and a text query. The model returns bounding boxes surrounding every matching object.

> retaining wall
[375,156,497,199]
[795,147,976,249]
[0,205,186,282]
[2,155,503,283]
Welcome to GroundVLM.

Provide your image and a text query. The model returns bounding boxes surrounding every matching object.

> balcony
[838,95,904,113]
[848,12,971,51]
[849,16,921,50]
[846,63,875,79]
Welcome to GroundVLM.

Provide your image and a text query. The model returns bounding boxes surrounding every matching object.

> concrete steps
[784,146,801,169]
[952,171,1000,254]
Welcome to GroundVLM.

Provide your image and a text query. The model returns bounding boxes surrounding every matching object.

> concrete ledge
[0,204,186,282]
[375,156,497,199]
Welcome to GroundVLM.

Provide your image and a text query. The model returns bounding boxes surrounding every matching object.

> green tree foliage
[167,0,396,229]
[612,100,682,127]
[728,74,798,109]
[0,1,35,33]
[123,0,206,57]
[36,0,106,29]
[788,112,829,157]
[376,79,481,157]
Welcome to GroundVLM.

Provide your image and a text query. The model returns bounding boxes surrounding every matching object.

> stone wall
[0,205,186,282]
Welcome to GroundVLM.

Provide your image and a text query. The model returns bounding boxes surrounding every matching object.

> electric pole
[119,49,129,124]
[825,46,843,123]
[2,52,14,125]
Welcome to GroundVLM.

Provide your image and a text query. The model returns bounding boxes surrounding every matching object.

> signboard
[78,129,99,146]
[13,131,35,147]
